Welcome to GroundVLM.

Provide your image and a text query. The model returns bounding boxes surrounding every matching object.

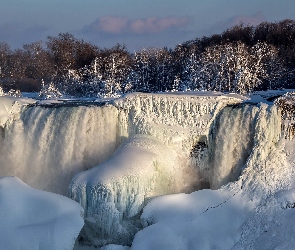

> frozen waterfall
[0,92,282,248]
[69,92,246,247]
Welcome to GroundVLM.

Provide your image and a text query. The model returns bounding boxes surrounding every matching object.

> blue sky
[1,0,294,51]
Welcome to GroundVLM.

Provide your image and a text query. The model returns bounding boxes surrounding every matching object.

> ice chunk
[0,176,84,250]
[70,134,184,246]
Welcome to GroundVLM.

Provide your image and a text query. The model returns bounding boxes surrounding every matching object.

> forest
[0,19,294,97]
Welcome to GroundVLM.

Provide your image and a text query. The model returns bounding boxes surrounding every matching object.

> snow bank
[134,190,251,250]
[0,176,84,250]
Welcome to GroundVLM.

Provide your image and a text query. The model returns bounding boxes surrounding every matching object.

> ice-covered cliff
[69,92,245,246]
[131,103,287,250]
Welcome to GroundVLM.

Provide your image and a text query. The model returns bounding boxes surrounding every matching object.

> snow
[133,190,251,250]
[0,96,36,126]
[0,176,84,250]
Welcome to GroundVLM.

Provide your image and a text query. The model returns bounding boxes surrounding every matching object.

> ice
[115,92,244,145]
[130,102,292,250]
[70,134,180,246]
[0,176,84,250]
[69,92,244,247]
[0,96,36,126]
[0,92,243,197]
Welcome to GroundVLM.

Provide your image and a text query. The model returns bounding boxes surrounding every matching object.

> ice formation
[131,103,290,250]
[70,92,245,246]
[0,176,84,250]
[70,134,182,246]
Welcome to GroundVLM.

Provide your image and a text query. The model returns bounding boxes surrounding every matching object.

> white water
[0,104,120,195]
[209,104,257,189]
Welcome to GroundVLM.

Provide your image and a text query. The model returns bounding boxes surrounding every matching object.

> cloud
[82,16,191,35]
[129,17,190,34]
[212,11,266,32]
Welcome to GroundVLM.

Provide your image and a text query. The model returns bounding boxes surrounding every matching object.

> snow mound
[134,190,251,250]
[0,176,84,250]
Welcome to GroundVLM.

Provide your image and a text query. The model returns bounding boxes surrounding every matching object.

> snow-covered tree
[39,80,62,99]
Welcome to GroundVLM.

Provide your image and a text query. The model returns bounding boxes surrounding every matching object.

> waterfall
[0,104,120,195]
[209,104,257,189]
[0,93,287,249]
[208,103,282,190]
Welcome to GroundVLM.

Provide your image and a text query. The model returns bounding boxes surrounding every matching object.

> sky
[0,0,294,51]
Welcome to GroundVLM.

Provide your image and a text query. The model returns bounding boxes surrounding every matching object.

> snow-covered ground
[0,90,295,249]
[0,176,84,250]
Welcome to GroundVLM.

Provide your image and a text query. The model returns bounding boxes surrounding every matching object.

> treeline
[0,19,295,97]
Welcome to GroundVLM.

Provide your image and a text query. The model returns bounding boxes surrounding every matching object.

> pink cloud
[83,16,191,35]
[95,16,128,34]
[130,17,190,34]
[212,11,266,31]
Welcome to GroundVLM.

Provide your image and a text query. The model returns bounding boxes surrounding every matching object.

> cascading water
[0,104,120,195]
[208,104,258,189]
